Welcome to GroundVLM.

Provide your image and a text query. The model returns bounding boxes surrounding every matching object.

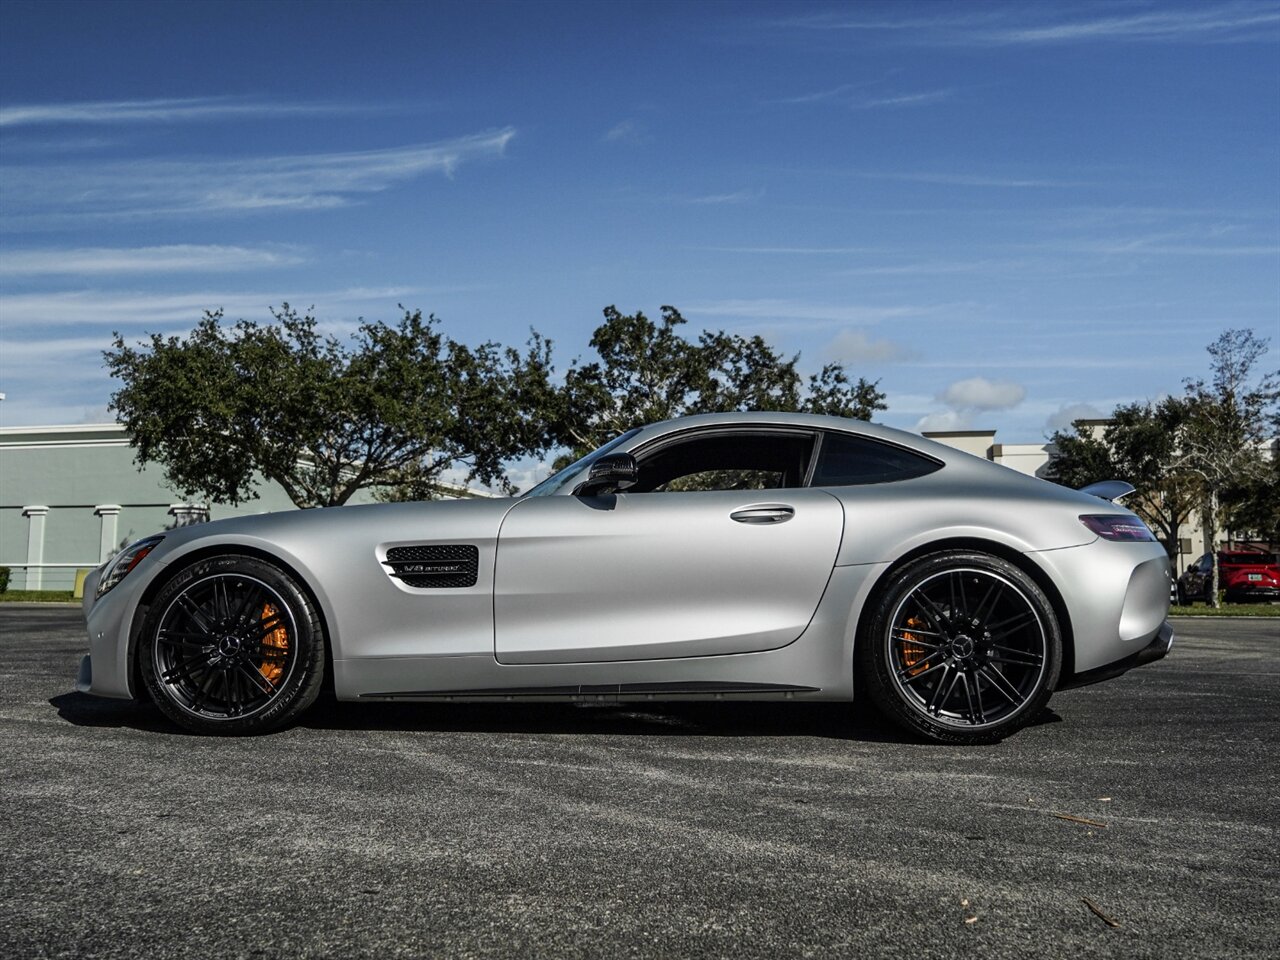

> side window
[810,432,942,487]
[658,469,782,493]
[631,431,815,493]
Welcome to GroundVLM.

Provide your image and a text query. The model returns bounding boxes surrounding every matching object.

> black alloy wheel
[858,551,1062,744]
[140,554,325,735]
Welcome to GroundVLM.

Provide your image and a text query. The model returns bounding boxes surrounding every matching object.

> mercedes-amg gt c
[76,412,1174,743]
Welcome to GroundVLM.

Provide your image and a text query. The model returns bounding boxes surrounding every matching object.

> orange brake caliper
[900,616,930,677]
[259,603,289,684]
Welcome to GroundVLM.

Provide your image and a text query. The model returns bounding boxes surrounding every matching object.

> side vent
[383,545,479,588]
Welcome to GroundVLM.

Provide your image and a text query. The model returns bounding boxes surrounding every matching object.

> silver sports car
[76,412,1173,744]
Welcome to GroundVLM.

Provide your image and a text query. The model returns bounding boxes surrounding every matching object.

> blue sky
[1,0,1277,449]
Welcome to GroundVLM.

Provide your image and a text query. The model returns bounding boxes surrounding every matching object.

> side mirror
[573,452,638,497]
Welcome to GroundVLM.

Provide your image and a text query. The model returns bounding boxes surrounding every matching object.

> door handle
[730,506,795,525]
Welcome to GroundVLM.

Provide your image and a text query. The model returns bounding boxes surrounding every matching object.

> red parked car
[1176,550,1280,605]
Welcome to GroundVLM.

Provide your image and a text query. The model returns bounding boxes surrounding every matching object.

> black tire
[140,554,326,735]
[857,551,1063,745]
[1175,585,1189,606]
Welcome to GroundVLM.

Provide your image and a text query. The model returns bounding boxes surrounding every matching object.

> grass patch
[1171,603,1279,617]
[0,590,76,603]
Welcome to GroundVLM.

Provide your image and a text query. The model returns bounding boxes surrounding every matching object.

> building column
[22,505,49,590]
[94,505,122,563]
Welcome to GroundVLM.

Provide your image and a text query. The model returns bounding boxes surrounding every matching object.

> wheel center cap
[952,635,975,659]
[218,635,242,656]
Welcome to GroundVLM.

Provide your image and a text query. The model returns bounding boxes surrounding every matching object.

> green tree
[106,305,551,508]
[1043,424,1116,489]
[1222,454,1280,545]
[551,306,887,463]
[1174,329,1279,606]
[1047,398,1199,561]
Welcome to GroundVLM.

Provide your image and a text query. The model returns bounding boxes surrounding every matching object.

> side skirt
[358,680,820,702]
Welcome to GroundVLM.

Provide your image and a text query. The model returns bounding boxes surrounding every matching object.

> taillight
[1079,515,1156,542]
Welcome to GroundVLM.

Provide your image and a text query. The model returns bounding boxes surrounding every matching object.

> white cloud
[686,189,763,205]
[908,355,1182,370]
[0,335,114,359]
[985,4,1280,45]
[0,344,117,426]
[774,3,1280,46]
[768,82,874,105]
[0,244,305,276]
[852,170,1085,188]
[0,290,431,428]
[1051,234,1280,257]
[0,96,355,127]
[496,458,557,496]
[822,330,911,364]
[915,410,973,432]
[76,405,116,424]
[0,136,118,154]
[939,376,1027,411]
[0,129,516,224]
[688,298,925,325]
[767,82,953,110]
[836,258,1033,277]
[1044,402,1106,432]
[0,396,119,428]
[847,89,955,110]
[602,119,648,144]
[705,245,880,255]
[0,286,419,329]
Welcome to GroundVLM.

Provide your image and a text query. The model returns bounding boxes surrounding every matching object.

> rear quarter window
[810,432,943,487]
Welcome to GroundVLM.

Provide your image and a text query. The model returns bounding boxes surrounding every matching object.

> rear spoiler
[1080,480,1136,503]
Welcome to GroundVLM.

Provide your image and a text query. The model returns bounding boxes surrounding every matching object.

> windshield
[523,428,643,497]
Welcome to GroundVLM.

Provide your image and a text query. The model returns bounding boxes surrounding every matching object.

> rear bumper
[1223,585,1279,603]
[1058,620,1174,690]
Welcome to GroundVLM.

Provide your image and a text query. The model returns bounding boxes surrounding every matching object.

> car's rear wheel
[140,554,325,735]
[857,551,1062,745]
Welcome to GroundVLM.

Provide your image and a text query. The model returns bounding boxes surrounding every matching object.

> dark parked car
[1176,551,1280,605]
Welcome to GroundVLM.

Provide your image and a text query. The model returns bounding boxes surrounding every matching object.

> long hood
[149,496,520,567]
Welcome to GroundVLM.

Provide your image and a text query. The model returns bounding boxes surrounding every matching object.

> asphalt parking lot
[1,606,1276,959]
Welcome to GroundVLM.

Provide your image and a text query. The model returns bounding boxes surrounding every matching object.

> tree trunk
[1204,489,1220,609]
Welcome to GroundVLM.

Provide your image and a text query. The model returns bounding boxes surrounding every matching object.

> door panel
[494,490,844,664]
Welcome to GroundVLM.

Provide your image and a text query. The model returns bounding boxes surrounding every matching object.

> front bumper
[1058,620,1174,690]
[75,653,92,693]
[76,564,151,700]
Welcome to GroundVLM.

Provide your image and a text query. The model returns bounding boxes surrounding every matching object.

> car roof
[1221,551,1278,562]
[625,411,978,466]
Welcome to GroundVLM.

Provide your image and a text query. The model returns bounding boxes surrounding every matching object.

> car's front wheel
[140,554,326,735]
[857,551,1062,745]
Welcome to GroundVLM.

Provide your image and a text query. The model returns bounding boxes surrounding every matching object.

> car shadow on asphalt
[49,691,1062,743]
[301,697,918,741]
[49,691,180,734]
